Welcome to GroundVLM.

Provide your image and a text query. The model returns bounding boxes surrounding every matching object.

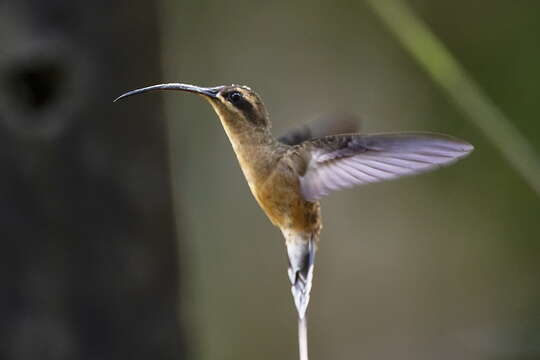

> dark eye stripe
[224,90,266,126]
[225,91,252,112]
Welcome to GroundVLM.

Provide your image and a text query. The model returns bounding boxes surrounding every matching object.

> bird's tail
[285,235,316,360]
[286,237,316,319]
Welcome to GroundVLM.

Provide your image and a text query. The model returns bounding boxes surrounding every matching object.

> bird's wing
[297,132,474,201]
[278,113,359,146]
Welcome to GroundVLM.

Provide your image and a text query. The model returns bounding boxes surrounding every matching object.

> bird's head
[115,83,271,134]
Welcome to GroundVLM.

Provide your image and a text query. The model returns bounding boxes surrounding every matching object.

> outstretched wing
[279,113,359,146]
[297,132,474,201]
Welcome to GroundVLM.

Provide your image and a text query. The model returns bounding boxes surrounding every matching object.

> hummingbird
[115,83,473,360]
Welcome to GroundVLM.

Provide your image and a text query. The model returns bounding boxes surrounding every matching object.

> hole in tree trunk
[8,63,65,112]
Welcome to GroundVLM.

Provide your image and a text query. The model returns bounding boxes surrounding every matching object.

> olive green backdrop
[160,1,540,360]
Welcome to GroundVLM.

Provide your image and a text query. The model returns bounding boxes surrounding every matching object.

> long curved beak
[114,83,223,102]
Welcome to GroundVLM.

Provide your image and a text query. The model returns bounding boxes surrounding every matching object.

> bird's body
[211,100,322,323]
[115,83,474,360]
[207,88,318,233]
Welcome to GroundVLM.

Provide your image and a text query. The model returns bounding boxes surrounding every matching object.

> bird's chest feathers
[234,146,286,207]
[237,151,315,232]
[218,119,317,231]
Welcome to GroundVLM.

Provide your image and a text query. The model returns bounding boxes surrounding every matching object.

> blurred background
[1,0,539,359]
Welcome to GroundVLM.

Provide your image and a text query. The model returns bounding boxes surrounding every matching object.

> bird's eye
[227,91,243,105]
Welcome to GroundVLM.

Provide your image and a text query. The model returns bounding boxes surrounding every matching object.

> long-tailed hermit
[115,83,474,360]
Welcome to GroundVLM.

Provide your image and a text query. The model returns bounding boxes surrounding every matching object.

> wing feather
[333,161,366,185]
[298,132,473,201]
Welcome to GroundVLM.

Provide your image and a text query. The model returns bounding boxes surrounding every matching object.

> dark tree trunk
[0,1,186,359]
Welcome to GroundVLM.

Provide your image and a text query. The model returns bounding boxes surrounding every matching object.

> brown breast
[253,158,321,236]
[230,137,321,236]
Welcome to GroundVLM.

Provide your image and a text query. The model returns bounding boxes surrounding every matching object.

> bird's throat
[209,101,278,195]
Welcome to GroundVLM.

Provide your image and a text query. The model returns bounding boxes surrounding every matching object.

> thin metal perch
[298,316,309,360]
